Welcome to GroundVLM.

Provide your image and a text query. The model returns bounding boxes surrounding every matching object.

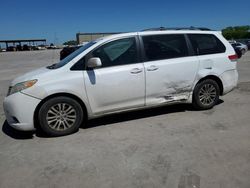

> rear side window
[188,34,226,55]
[142,34,188,61]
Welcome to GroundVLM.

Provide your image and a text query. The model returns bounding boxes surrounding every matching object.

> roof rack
[142,26,212,31]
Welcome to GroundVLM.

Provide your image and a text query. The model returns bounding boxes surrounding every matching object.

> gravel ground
[0,50,249,188]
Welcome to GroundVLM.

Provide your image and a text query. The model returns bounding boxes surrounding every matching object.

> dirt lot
[0,50,250,188]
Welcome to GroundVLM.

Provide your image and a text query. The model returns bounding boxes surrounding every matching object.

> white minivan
[3,30,238,136]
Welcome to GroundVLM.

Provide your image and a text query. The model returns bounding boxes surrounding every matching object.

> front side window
[91,37,138,68]
[142,34,188,61]
[188,34,226,55]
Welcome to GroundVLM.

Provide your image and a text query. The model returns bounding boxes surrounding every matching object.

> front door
[84,37,145,114]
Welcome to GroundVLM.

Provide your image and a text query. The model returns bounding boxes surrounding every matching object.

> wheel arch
[33,93,88,129]
[195,75,223,96]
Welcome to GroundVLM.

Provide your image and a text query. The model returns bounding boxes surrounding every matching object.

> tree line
[222,25,250,40]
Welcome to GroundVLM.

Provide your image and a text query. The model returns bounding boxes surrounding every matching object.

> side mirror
[87,57,102,68]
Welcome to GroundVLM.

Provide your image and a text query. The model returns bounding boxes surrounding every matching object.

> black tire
[192,79,220,110]
[38,96,83,136]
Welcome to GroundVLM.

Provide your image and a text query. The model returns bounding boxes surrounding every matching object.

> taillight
[228,54,238,61]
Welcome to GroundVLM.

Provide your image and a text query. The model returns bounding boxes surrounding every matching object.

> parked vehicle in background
[16,45,23,51]
[230,42,248,54]
[3,29,238,136]
[23,45,31,51]
[246,43,250,50]
[47,43,58,49]
[241,40,250,50]
[0,46,5,52]
[37,45,46,50]
[0,48,6,52]
[31,45,39,50]
[60,45,81,60]
[30,45,46,50]
[1,44,49,52]
[6,46,16,51]
[231,43,242,58]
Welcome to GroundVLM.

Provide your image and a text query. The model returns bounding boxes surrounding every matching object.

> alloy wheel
[46,103,77,131]
[198,84,217,106]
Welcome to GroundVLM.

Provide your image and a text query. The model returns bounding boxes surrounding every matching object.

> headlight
[7,79,37,96]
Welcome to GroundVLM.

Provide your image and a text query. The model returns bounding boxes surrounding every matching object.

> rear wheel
[38,96,83,136]
[192,79,220,110]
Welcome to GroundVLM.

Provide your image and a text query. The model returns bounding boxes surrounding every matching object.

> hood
[11,67,51,86]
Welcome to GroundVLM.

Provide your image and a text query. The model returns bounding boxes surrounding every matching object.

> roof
[101,30,221,40]
[142,26,212,31]
[76,32,121,35]
[138,30,221,35]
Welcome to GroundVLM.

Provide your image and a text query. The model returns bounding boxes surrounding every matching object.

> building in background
[76,32,120,44]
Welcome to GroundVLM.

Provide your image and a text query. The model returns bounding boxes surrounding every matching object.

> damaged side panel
[144,56,199,105]
[147,81,192,104]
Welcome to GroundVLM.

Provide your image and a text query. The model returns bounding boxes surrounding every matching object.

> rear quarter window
[188,34,226,55]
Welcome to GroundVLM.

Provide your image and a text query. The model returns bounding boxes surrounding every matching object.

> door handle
[147,65,159,71]
[130,68,143,74]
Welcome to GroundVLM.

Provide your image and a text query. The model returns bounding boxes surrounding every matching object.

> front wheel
[38,96,84,136]
[192,79,220,110]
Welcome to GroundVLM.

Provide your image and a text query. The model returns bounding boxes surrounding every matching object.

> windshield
[50,41,97,69]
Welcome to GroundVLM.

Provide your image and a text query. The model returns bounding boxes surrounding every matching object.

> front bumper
[3,92,41,131]
[220,69,238,95]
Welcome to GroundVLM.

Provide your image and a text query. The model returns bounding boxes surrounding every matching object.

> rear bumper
[220,69,238,95]
[3,92,41,131]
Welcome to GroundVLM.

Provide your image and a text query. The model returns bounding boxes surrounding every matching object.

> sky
[0,0,249,44]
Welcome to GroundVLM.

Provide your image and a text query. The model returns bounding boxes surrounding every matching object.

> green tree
[63,40,78,46]
[222,26,250,40]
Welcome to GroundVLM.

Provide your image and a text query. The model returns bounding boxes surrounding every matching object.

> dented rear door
[140,34,199,105]
[144,56,199,105]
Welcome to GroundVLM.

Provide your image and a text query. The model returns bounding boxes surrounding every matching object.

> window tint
[188,34,226,55]
[92,37,138,68]
[142,34,188,61]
